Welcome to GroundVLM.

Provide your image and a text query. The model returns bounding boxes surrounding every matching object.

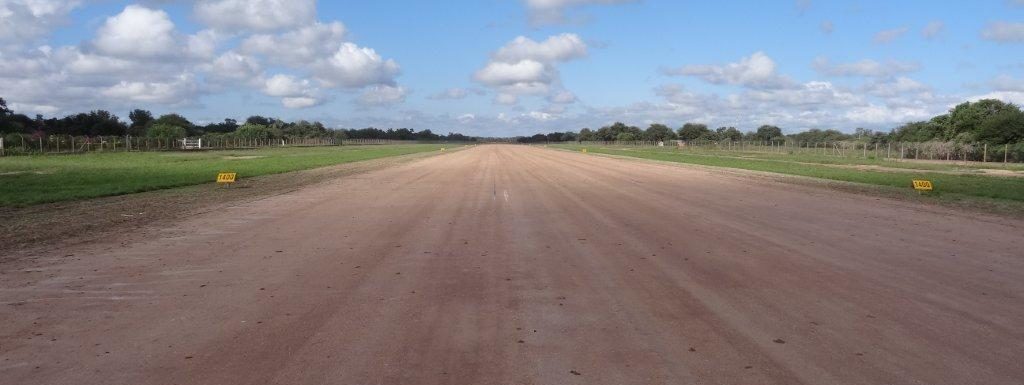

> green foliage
[754,125,783,141]
[153,113,192,129]
[128,109,153,136]
[945,100,1016,140]
[890,99,1024,144]
[146,123,187,139]
[891,121,942,142]
[3,133,26,148]
[790,128,852,143]
[596,122,643,141]
[578,128,597,141]
[245,115,275,126]
[716,127,743,141]
[236,123,281,140]
[643,124,676,141]
[974,108,1024,144]
[677,123,710,141]
[282,120,329,138]
[616,131,640,141]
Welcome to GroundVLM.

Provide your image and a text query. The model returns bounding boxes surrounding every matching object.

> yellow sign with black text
[912,180,933,191]
[216,172,237,184]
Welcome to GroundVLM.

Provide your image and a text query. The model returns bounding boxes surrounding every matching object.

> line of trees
[0,97,476,143]
[340,127,474,141]
[519,99,1024,146]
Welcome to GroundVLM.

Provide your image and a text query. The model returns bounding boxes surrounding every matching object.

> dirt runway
[2,144,1023,385]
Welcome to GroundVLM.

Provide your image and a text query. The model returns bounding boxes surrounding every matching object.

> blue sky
[2,0,1023,136]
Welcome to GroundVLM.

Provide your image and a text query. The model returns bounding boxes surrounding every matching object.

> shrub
[146,123,188,139]
[236,123,280,140]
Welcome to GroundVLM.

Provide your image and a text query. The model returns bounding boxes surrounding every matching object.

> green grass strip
[0,144,451,206]
[556,145,1024,202]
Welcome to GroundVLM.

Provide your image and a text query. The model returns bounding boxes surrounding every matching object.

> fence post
[1006,144,1010,164]
[983,144,987,163]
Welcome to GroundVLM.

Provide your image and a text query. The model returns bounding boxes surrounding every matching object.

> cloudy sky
[1,0,1023,136]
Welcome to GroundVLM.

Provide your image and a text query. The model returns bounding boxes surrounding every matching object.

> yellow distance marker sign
[581,148,588,154]
[216,172,237,185]
[912,179,933,192]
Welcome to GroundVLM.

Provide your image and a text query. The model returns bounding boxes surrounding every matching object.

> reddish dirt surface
[2,144,1023,385]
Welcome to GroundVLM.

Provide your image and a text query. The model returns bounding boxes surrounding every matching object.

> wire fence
[0,135,455,156]
[572,140,1024,164]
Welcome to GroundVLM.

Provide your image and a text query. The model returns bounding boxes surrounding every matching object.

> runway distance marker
[912,179,933,192]
[581,148,588,154]
[217,172,237,185]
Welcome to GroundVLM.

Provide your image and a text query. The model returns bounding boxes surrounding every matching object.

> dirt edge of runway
[0,149,460,261]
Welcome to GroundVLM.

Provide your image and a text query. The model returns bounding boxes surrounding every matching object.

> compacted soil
[2,144,1022,385]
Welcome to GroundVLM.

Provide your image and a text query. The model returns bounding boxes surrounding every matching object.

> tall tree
[677,123,710,141]
[716,126,743,141]
[644,124,677,141]
[596,122,641,141]
[578,128,596,141]
[153,113,192,129]
[945,99,1020,142]
[128,109,153,136]
[246,115,274,126]
[974,108,1024,144]
[754,125,783,141]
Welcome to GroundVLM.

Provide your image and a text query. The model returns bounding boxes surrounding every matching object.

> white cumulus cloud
[358,85,407,106]
[664,51,795,90]
[263,74,313,97]
[493,33,588,63]
[194,0,316,32]
[206,51,262,84]
[93,5,178,59]
[474,34,587,105]
[0,0,81,42]
[314,42,401,88]
[241,22,348,66]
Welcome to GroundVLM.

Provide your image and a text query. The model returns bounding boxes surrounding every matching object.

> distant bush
[3,133,26,148]
[146,123,187,139]
[236,123,281,140]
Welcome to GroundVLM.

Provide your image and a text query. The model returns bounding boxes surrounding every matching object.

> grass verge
[553,144,1024,203]
[0,144,454,206]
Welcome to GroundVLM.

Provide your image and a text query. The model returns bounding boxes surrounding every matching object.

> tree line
[0,97,475,143]
[518,99,1024,146]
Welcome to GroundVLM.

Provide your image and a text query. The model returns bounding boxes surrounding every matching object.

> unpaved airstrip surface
[2,144,1022,385]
